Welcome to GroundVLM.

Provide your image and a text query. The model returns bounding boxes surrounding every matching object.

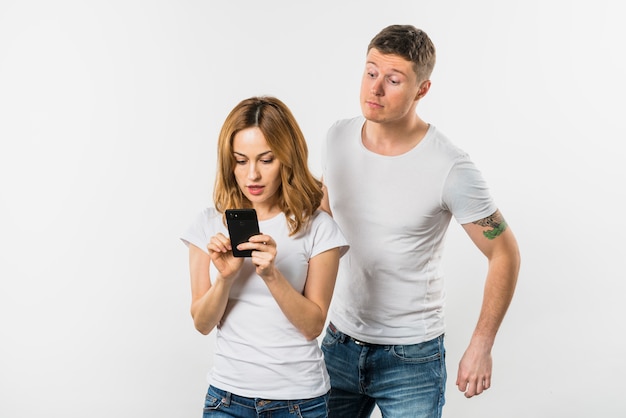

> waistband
[328,322,384,347]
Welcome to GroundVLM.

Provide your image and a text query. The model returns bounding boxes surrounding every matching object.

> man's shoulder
[329,116,364,133]
[425,126,469,159]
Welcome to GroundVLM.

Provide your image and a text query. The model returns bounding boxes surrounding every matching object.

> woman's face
[232,127,282,214]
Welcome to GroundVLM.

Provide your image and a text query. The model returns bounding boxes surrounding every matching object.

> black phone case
[225,209,260,257]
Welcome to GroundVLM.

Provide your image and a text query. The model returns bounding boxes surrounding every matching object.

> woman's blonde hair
[213,96,323,236]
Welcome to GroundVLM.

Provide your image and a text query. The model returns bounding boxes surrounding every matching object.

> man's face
[359,48,424,124]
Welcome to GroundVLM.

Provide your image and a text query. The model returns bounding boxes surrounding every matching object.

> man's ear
[415,80,432,100]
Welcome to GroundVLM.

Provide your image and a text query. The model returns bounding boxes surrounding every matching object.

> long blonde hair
[213,96,323,236]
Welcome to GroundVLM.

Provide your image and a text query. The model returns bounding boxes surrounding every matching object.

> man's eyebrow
[365,61,408,77]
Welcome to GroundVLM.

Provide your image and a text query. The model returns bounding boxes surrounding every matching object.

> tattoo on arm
[473,210,508,240]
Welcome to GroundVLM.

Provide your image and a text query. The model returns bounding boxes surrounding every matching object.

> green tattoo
[474,210,508,240]
[483,221,507,239]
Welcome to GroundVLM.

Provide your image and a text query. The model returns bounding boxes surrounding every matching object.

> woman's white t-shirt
[181,208,348,399]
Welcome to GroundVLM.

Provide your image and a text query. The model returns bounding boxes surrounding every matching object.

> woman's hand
[207,232,244,279]
[240,234,277,278]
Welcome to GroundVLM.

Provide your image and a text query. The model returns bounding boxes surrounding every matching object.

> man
[320,24,520,418]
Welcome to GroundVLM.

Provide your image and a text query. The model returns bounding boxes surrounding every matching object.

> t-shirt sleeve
[442,156,498,225]
[180,209,213,254]
[309,211,350,259]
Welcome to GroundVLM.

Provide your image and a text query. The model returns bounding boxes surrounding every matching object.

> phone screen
[225,209,260,257]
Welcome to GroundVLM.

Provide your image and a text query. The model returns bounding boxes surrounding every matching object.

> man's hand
[456,339,493,398]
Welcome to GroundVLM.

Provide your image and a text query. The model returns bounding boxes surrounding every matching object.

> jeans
[321,323,446,418]
[202,385,329,418]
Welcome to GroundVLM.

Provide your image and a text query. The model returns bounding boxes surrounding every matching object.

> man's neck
[362,115,430,156]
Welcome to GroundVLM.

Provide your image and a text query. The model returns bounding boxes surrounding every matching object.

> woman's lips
[247,185,264,196]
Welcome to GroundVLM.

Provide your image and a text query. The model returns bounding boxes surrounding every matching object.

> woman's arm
[267,248,340,341]
[244,235,340,341]
[188,242,237,335]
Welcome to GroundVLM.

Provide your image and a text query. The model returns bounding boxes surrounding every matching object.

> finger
[463,381,476,398]
[249,234,271,245]
[243,240,272,255]
[216,233,232,249]
[457,376,476,398]
[462,378,490,398]
[209,235,231,253]
[483,376,491,390]
[456,375,467,392]
[457,382,466,393]
[207,242,221,253]
[211,240,227,253]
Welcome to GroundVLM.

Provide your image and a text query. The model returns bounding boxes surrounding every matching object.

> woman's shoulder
[308,209,343,232]
[201,207,221,218]
[193,207,220,219]
[311,209,333,222]
[309,209,349,256]
[192,207,223,227]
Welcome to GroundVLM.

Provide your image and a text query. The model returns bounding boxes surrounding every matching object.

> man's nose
[371,78,384,96]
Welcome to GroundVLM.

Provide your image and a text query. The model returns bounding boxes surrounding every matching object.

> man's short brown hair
[368,25,436,82]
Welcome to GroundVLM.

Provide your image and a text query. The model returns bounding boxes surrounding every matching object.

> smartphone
[225,209,260,257]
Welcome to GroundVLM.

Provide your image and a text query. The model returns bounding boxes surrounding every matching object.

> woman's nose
[247,163,260,180]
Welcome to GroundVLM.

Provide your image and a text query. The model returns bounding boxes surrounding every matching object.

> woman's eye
[235,160,247,165]
[261,158,274,164]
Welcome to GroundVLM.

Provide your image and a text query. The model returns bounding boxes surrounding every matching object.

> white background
[1,1,624,417]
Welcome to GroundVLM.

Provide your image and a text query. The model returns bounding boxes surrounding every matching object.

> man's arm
[457,209,520,398]
[320,179,332,216]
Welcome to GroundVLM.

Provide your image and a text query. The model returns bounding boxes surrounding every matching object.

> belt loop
[329,322,347,344]
[221,391,232,407]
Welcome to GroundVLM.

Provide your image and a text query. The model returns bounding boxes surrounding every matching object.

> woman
[181,96,348,418]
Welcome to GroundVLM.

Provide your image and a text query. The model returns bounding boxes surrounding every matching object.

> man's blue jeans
[321,323,446,418]
[202,385,329,417]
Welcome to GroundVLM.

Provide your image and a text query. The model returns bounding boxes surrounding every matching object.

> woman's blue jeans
[321,323,446,418]
[202,385,329,418]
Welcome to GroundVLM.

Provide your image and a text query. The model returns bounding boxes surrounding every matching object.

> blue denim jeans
[202,385,329,418]
[321,323,446,418]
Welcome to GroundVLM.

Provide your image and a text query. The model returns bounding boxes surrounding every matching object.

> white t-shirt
[323,116,497,345]
[181,208,348,399]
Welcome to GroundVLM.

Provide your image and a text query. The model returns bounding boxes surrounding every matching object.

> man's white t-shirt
[181,208,348,399]
[323,117,496,345]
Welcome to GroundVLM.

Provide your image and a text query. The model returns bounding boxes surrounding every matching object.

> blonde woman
[181,96,348,418]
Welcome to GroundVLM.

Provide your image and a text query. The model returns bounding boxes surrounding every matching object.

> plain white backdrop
[1,1,624,417]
